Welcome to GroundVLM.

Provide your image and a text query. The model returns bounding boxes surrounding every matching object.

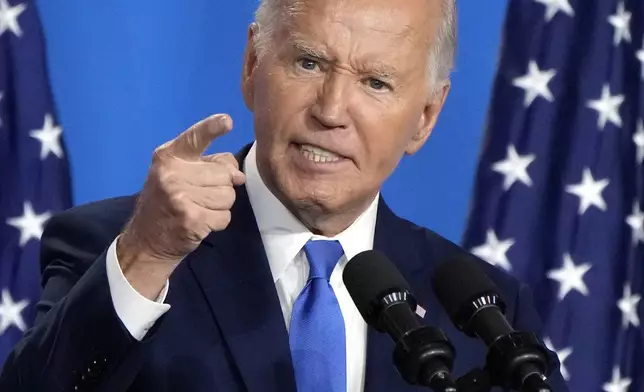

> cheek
[356,110,417,176]
[253,76,291,144]
[254,69,316,139]
[370,140,406,181]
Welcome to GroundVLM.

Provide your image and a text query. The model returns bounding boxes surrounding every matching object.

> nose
[310,72,350,129]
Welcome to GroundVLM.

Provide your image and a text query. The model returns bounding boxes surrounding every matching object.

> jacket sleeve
[0,207,159,392]
[512,283,570,392]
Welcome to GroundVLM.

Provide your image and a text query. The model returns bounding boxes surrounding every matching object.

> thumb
[202,153,246,186]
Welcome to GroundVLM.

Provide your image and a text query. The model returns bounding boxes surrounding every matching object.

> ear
[405,81,451,155]
[241,23,260,111]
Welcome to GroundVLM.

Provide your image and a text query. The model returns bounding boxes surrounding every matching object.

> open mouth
[297,143,345,163]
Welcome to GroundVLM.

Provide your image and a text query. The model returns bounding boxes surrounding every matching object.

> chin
[285,177,346,211]
[260,144,371,216]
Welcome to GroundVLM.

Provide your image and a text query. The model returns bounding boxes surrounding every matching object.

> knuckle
[214,210,232,230]
[182,207,201,227]
[152,145,170,163]
[223,187,236,205]
[169,191,186,207]
[157,170,174,188]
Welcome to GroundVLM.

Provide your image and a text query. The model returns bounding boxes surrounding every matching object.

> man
[0,0,569,390]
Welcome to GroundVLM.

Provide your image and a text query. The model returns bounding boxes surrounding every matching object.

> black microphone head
[343,250,415,328]
[432,254,506,336]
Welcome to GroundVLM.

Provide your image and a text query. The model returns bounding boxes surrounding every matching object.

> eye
[366,78,391,91]
[297,58,319,71]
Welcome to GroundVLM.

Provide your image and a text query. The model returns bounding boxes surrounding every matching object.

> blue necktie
[289,240,346,392]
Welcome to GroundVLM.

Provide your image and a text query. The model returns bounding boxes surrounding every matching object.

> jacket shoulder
[45,195,137,239]
[398,216,522,295]
[40,195,138,272]
[53,194,137,224]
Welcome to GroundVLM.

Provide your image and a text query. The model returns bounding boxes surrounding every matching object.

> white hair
[253,0,457,93]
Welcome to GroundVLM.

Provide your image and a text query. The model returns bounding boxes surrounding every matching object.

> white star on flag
[602,367,632,392]
[6,201,52,246]
[546,253,592,301]
[491,145,536,190]
[512,60,557,108]
[608,2,631,46]
[0,0,25,37]
[626,201,644,245]
[634,120,644,165]
[617,284,641,328]
[29,113,64,159]
[0,289,29,335]
[534,0,574,22]
[471,229,515,271]
[543,338,572,381]
[637,45,644,80]
[587,84,624,130]
[565,168,609,215]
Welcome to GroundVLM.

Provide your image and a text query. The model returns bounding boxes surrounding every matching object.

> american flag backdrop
[0,0,71,368]
[463,0,643,391]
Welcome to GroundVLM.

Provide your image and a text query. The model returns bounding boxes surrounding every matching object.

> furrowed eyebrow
[291,39,330,60]
[289,38,399,80]
[364,63,398,80]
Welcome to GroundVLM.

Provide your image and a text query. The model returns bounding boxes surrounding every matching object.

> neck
[252,150,377,237]
[276,190,377,237]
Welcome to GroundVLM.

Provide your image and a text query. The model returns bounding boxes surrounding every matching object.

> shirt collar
[244,142,379,282]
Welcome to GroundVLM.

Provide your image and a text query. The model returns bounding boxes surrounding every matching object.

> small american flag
[463,0,643,391]
[0,0,72,368]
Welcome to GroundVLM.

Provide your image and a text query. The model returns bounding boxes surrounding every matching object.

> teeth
[300,144,341,163]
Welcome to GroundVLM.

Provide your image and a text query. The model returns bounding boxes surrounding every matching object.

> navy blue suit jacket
[0,145,569,392]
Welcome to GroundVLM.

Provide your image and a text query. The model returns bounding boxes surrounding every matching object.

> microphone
[432,255,553,392]
[343,250,457,392]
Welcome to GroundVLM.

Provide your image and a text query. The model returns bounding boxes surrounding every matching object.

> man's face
[242,0,449,228]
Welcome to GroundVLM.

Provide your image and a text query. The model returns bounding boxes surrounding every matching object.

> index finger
[164,114,233,160]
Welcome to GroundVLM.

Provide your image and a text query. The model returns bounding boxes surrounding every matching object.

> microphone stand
[392,325,458,392]
[457,368,553,392]
[456,332,554,392]
[375,293,458,392]
[456,368,493,392]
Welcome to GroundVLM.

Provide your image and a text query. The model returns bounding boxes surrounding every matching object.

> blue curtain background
[36,0,508,243]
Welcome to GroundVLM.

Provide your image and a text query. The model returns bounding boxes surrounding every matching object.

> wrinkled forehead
[276,0,442,51]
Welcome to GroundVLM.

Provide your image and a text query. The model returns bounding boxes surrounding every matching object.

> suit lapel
[186,144,297,392]
[183,143,448,392]
[363,198,446,392]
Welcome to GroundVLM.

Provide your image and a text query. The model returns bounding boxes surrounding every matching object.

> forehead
[279,0,441,59]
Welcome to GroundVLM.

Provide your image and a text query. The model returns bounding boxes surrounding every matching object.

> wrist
[115,234,177,300]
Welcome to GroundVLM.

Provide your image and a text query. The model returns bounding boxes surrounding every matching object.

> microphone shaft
[469,305,513,346]
[420,361,457,392]
[379,302,421,340]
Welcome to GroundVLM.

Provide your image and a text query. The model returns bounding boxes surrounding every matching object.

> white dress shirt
[105,142,379,391]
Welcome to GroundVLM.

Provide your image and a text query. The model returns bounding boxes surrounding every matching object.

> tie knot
[303,240,344,281]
